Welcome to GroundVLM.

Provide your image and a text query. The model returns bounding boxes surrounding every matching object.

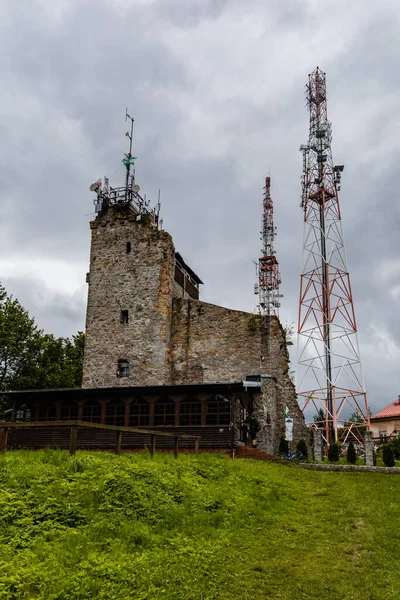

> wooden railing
[0,420,200,457]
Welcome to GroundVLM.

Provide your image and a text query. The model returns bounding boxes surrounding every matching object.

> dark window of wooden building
[60,404,79,420]
[37,405,57,421]
[126,242,131,253]
[120,310,129,324]
[130,401,150,426]
[154,402,175,426]
[82,403,101,423]
[179,402,202,426]
[206,400,230,425]
[15,408,31,422]
[106,403,125,426]
[117,359,129,377]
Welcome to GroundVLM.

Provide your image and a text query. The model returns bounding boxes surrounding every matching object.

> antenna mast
[89,110,162,227]
[297,67,370,445]
[257,176,281,316]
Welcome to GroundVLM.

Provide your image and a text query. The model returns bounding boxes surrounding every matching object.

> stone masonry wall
[82,206,175,388]
[170,299,308,451]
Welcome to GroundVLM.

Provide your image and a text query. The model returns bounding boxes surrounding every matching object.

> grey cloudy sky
[0,0,399,412]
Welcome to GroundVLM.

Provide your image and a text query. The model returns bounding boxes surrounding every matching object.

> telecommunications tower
[297,67,370,445]
[256,176,281,316]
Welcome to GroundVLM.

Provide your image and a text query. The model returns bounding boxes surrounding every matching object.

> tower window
[117,359,130,378]
[126,242,131,253]
[121,310,129,324]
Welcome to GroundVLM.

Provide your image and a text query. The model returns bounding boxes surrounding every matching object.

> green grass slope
[0,450,399,600]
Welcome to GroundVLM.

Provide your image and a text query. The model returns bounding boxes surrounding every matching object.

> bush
[278,437,289,455]
[382,444,395,467]
[346,442,357,464]
[388,436,400,460]
[296,439,308,458]
[327,442,340,463]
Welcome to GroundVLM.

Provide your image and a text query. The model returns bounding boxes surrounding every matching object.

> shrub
[278,437,289,455]
[346,442,357,464]
[296,439,308,458]
[382,444,395,467]
[388,436,400,460]
[327,442,340,462]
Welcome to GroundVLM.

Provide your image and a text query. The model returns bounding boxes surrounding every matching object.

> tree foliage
[327,442,341,462]
[278,437,289,455]
[0,282,84,411]
[346,442,357,464]
[296,439,308,458]
[382,444,395,468]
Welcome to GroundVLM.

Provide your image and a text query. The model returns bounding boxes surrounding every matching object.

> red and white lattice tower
[297,67,370,445]
[258,176,281,316]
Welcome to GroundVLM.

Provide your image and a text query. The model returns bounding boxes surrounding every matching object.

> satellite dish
[90,182,100,192]
[132,184,140,193]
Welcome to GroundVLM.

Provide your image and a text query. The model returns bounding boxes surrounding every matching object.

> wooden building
[4,380,262,451]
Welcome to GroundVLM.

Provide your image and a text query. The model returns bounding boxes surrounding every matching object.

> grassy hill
[0,450,399,600]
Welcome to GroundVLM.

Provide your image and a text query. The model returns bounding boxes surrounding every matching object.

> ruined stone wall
[170,299,308,451]
[170,299,263,384]
[82,206,175,388]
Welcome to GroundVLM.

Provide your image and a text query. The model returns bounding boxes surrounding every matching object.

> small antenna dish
[132,184,140,192]
[90,182,101,193]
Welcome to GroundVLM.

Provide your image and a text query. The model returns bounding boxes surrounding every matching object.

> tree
[278,437,289,455]
[313,408,326,428]
[296,439,308,458]
[327,442,340,462]
[346,442,357,464]
[0,282,84,414]
[0,283,42,392]
[382,444,395,468]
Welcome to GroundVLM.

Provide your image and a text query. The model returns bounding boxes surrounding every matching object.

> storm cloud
[0,0,399,412]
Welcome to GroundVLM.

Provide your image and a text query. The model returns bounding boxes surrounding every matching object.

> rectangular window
[118,360,130,377]
[206,401,230,426]
[154,403,175,426]
[37,406,57,421]
[130,402,150,427]
[60,404,79,420]
[15,408,31,422]
[106,404,125,426]
[180,402,202,426]
[120,310,129,324]
[82,404,102,423]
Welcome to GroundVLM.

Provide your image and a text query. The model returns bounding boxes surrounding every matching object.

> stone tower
[82,206,176,388]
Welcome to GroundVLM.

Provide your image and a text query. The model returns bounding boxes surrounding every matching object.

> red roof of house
[371,399,400,420]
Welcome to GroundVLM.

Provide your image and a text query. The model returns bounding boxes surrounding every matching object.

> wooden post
[0,428,8,453]
[194,438,199,455]
[150,434,156,457]
[174,436,179,458]
[115,430,122,455]
[69,425,78,456]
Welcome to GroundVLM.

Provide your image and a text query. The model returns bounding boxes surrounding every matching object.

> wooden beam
[194,438,199,455]
[0,420,199,440]
[174,436,179,458]
[150,434,156,457]
[0,427,8,453]
[115,430,122,455]
[69,425,78,456]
